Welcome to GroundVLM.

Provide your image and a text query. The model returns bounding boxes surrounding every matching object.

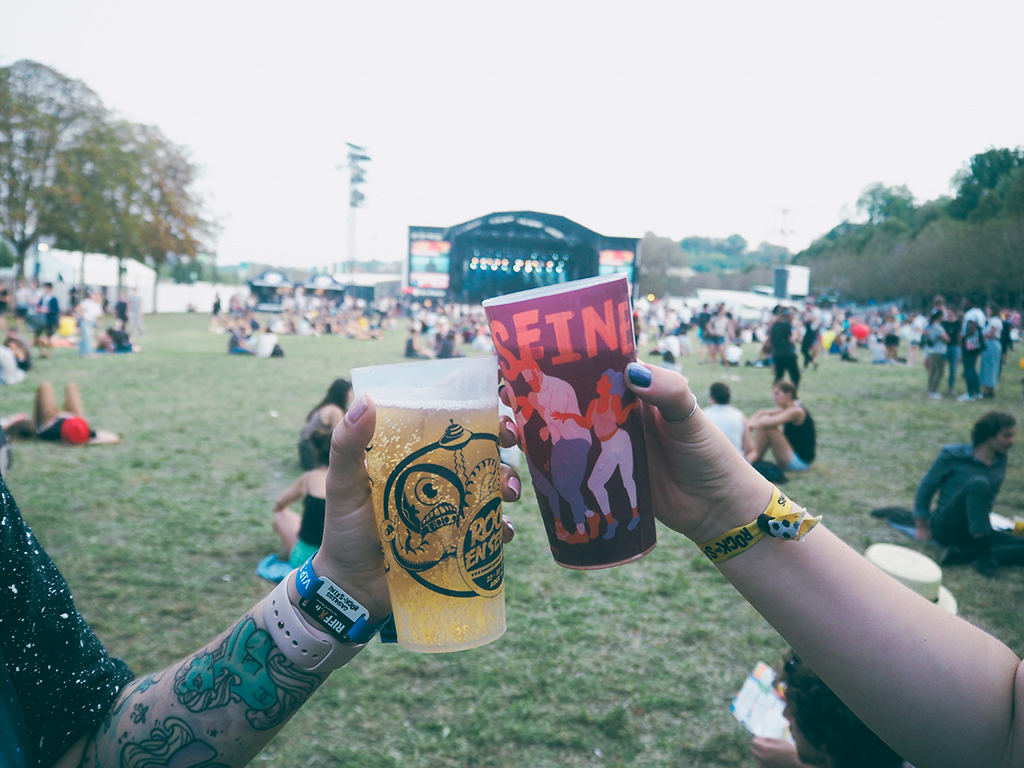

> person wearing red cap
[0,382,119,446]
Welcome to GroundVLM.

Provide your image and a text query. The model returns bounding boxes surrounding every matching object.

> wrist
[265,577,361,673]
[310,552,391,624]
[686,473,776,546]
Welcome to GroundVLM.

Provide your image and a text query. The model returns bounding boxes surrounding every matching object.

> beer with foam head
[353,358,505,652]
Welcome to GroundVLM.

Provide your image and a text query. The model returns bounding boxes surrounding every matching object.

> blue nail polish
[627,362,652,388]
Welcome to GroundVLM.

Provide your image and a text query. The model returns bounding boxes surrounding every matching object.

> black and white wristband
[295,557,395,645]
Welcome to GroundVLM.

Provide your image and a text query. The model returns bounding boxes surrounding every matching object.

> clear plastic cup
[352,356,505,652]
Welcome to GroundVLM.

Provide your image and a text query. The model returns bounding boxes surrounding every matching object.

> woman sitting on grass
[274,426,331,567]
[97,321,141,353]
[227,318,257,354]
[745,381,816,472]
[4,331,32,372]
[298,378,352,470]
[1,382,120,445]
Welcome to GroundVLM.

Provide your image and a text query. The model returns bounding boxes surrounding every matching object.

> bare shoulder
[319,404,345,428]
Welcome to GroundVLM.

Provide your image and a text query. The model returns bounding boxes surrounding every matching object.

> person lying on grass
[0,381,120,445]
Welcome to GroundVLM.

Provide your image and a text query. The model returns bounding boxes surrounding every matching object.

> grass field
[5,314,1024,767]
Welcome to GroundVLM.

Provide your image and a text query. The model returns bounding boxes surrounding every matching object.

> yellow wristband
[699,486,820,564]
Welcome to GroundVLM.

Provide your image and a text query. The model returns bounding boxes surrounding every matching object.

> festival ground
[4,313,1023,768]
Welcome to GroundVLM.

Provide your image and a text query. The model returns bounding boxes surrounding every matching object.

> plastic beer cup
[351,356,506,652]
[483,273,656,569]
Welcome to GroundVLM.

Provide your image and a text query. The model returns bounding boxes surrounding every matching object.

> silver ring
[664,395,699,424]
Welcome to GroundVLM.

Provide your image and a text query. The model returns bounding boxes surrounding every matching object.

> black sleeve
[0,478,134,768]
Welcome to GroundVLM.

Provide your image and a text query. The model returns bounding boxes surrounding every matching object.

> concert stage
[408,211,638,303]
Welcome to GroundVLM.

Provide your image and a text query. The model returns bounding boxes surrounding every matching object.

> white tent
[22,249,157,312]
[693,288,801,320]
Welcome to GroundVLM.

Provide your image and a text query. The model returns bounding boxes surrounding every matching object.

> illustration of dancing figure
[554,369,640,538]
[504,353,597,544]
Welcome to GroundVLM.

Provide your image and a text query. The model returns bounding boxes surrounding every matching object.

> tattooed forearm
[119,717,228,768]
[99,672,164,736]
[173,617,318,729]
[80,604,337,768]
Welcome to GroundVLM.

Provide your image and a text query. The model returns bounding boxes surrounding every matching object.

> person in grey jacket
[913,411,1017,576]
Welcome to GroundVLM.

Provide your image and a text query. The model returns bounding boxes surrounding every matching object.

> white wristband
[264,576,361,673]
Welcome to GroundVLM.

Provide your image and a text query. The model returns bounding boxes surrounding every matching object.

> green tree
[637,233,688,297]
[0,60,103,278]
[43,120,130,287]
[42,118,213,296]
[0,236,15,267]
[856,182,916,226]
[131,122,212,294]
[723,233,747,256]
[948,147,1024,221]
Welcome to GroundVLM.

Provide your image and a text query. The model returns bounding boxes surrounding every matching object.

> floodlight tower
[776,208,793,259]
[338,143,370,275]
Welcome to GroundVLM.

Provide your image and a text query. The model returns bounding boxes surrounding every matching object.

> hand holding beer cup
[313,388,520,644]
[353,357,515,653]
[485,275,656,568]
[618,362,774,545]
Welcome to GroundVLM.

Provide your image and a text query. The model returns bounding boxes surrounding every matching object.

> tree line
[638,232,788,298]
[796,147,1024,307]
[637,148,1024,307]
[0,59,212,288]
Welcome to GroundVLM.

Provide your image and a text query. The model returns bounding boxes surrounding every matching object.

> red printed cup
[483,274,655,569]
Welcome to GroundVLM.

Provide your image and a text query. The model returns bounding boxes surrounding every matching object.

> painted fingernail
[508,476,521,498]
[627,362,652,388]
[346,394,368,425]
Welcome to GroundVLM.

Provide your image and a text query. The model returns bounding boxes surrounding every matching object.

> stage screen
[598,249,635,280]
[408,232,451,291]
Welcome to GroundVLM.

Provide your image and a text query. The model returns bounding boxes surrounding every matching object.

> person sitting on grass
[750,652,904,768]
[228,318,256,354]
[0,339,27,385]
[745,381,815,472]
[1,381,120,445]
[97,321,140,353]
[298,378,352,470]
[404,325,433,359]
[4,331,32,372]
[912,411,1017,578]
[704,382,750,455]
[274,426,331,568]
[827,331,858,363]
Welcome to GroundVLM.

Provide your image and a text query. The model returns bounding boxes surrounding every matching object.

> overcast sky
[4,1,1023,268]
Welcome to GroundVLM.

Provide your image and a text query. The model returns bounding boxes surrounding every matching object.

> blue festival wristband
[296,557,395,644]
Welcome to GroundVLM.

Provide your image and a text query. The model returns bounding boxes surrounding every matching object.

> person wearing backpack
[959,303,987,401]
